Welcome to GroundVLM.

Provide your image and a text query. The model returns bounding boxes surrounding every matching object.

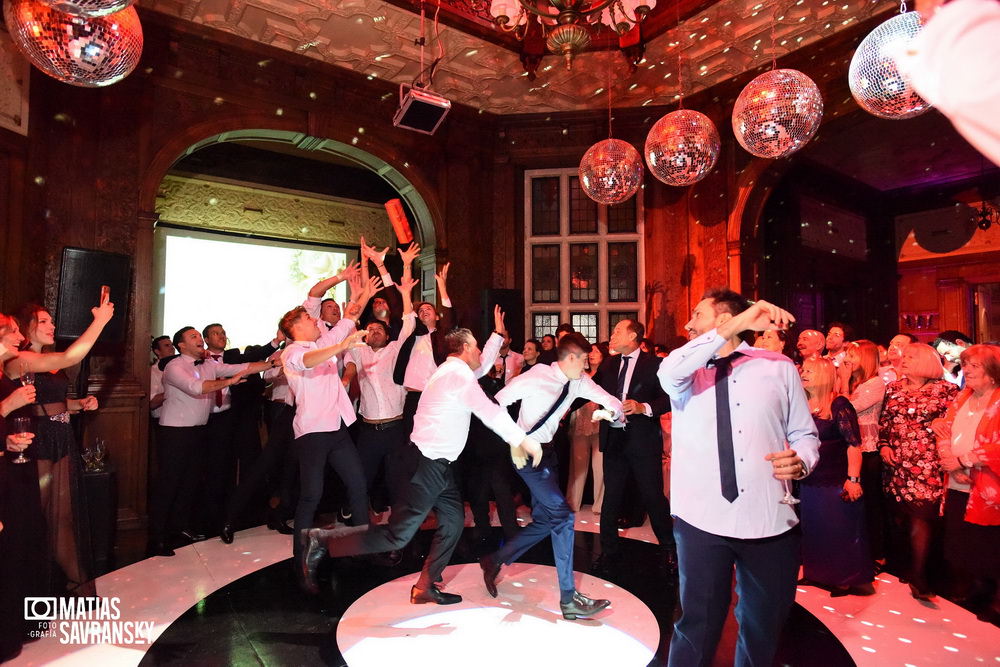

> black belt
[362,418,403,431]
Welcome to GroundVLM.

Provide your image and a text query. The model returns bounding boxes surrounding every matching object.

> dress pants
[293,427,368,554]
[226,402,296,525]
[201,409,238,532]
[325,452,464,589]
[669,517,800,667]
[356,419,409,510]
[493,447,576,594]
[600,429,674,555]
[468,422,519,539]
[150,425,208,543]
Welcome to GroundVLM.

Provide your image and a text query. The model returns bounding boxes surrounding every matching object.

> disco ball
[732,68,824,159]
[4,0,143,88]
[37,0,134,17]
[645,110,720,186]
[848,12,931,120]
[579,138,644,205]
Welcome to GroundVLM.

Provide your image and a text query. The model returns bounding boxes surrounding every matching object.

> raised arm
[302,330,367,369]
[17,298,115,375]
[398,242,421,287]
[475,305,505,379]
[435,262,452,309]
[308,261,359,299]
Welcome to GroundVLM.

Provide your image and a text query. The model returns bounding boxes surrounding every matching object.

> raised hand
[227,369,249,387]
[398,242,421,265]
[346,329,368,348]
[397,275,419,295]
[92,299,115,324]
[337,260,360,283]
[435,262,450,285]
[725,299,794,336]
[493,304,505,334]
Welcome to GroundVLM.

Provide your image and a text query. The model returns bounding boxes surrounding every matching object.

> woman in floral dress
[878,343,958,600]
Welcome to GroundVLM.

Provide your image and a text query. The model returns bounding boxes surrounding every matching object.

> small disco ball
[645,110,720,186]
[579,138,644,205]
[37,0,134,17]
[848,12,931,120]
[4,0,143,88]
[732,68,823,159]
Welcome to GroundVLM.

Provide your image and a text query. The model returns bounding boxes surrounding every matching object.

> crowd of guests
[1,233,999,659]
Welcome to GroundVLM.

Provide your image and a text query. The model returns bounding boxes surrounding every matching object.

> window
[524,169,644,343]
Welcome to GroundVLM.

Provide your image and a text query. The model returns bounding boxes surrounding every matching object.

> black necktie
[616,356,631,400]
[527,381,571,435]
[708,352,744,503]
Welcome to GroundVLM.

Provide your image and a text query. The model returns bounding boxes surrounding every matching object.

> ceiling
[139,0,894,115]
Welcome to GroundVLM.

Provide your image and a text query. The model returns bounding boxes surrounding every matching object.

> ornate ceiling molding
[139,0,892,114]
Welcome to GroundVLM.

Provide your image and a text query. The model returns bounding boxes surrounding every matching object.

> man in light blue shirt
[657,289,820,667]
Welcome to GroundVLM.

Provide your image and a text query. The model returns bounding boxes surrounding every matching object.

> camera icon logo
[24,597,58,621]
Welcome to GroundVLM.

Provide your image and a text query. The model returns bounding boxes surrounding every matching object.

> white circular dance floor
[337,562,660,667]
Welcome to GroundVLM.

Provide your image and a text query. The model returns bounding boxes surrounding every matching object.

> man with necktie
[592,318,675,571]
[300,327,542,604]
[657,289,819,667]
[479,332,622,619]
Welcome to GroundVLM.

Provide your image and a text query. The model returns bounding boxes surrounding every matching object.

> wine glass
[777,440,800,505]
[20,370,35,388]
[8,416,32,464]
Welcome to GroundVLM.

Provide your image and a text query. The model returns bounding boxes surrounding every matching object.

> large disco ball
[579,138,644,205]
[645,110,720,186]
[732,68,823,159]
[4,0,143,88]
[848,12,931,119]
[37,0,134,17]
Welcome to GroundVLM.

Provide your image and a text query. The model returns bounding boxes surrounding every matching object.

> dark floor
[142,528,855,667]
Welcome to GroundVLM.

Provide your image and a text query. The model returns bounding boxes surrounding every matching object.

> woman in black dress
[4,297,114,594]
[799,357,875,596]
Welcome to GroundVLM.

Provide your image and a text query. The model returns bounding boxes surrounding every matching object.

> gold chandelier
[488,0,656,69]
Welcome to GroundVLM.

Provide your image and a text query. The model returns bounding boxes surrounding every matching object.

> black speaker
[481,288,524,347]
[55,247,131,343]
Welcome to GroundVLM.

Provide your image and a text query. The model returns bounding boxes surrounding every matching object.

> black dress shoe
[479,555,501,598]
[560,591,611,620]
[410,584,462,605]
[267,517,295,535]
[299,529,327,595]
[178,529,206,543]
[147,542,175,558]
[220,524,234,544]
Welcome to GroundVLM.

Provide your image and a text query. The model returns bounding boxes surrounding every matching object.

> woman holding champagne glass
[0,314,44,661]
[3,293,114,594]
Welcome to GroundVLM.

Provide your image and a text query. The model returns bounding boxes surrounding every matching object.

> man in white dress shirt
[300,328,542,604]
[480,332,622,619]
[344,275,417,511]
[149,335,175,423]
[657,289,820,667]
[149,327,272,557]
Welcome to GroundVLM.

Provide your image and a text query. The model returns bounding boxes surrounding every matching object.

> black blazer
[223,342,277,407]
[593,350,670,452]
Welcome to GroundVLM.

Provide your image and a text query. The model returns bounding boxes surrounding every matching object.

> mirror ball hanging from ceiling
[4,0,143,87]
[37,0,134,17]
[848,11,932,120]
[645,109,721,186]
[732,68,824,159]
[579,138,645,205]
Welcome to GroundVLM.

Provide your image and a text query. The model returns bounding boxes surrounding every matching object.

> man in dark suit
[593,318,675,570]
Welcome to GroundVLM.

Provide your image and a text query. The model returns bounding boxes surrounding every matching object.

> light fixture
[487,0,655,70]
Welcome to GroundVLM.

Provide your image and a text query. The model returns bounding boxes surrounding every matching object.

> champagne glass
[9,416,32,464]
[777,440,800,505]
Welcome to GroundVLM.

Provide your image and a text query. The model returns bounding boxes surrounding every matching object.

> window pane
[533,313,560,339]
[571,312,598,343]
[569,243,598,303]
[607,196,637,233]
[608,242,638,302]
[608,311,638,333]
[531,177,561,236]
[531,244,561,303]
[569,176,598,234]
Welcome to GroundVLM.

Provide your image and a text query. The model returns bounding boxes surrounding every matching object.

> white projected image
[160,232,349,352]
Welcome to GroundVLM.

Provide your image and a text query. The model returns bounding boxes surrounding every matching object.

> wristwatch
[847,476,861,483]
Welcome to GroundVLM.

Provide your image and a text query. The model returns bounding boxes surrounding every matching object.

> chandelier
[487,0,655,70]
